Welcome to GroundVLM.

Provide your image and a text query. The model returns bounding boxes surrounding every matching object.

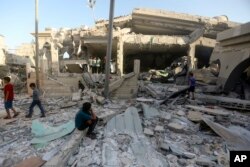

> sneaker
[25,115,32,118]
[13,112,20,118]
[4,116,11,119]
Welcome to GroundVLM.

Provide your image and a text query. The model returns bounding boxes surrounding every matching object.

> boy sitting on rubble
[25,83,46,118]
[3,76,19,119]
[75,102,98,139]
[188,71,196,100]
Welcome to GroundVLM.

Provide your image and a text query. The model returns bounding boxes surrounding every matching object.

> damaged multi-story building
[29,8,241,96]
[8,8,249,98]
[36,8,238,73]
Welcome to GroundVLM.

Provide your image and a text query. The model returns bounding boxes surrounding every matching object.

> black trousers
[78,117,98,135]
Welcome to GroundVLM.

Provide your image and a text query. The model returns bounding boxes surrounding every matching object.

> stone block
[195,158,216,166]
[187,111,203,122]
[167,122,184,133]
[183,152,196,159]
[177,110,185,116]
[154,126,164,132]
[96,96,105,105]
[160,142,170,151]
[143,128,154,136]
[72,92,81,101]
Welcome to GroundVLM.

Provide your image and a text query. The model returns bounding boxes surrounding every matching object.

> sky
[0,0,250,50]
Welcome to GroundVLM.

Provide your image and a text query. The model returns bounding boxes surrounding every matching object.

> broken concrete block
[177,110,185,116]
[167,122,184,133]
[143,128,154,136]
[186,105,229,116]
[187,111,203,122]
[143,120,152,126]
[154,126,164,132]
[177,159,188,166]
[141,103,160,119]
[72,92,81,101]
[166,154,178,163]
[96,96,105,105]
[160,142,170,151]
[195,158,216,166]
[160,112,171,120]
[217,153,229,167]
[183,152,196,159]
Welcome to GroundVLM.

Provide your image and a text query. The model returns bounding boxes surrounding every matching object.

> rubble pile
[1,77,250,167]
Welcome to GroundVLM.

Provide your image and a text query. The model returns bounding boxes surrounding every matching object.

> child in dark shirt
[188,72,196,100]
[25,83,45,118]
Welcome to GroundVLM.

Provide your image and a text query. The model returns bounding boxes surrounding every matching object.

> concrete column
[134,59,140,74]
[188,44,196,70]
[51,45,60,75]
[117,37,124,76]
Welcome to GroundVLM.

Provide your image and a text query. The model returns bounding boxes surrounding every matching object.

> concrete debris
[187,111,204,122]
[202,118,250,150]
[144,128,154,136]
[195,93,250,111]
[154,125,164,132]
[96,96,105,105]
[106,107,143,136]
[186,105,229,116]
[167,122,184,133]
[195,157,217,166]
[71,91,81,101]
[141,103,160,119]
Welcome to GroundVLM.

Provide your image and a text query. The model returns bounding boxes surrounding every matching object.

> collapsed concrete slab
[141,103,160,119]
[202,118,250,150]
[106,107,143,136]
[195,93,250,111]
[104,106,170,167]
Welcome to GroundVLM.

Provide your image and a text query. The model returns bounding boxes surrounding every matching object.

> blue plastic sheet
[31,120,75,144]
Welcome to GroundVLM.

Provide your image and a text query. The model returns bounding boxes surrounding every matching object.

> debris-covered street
[1,80,250,167]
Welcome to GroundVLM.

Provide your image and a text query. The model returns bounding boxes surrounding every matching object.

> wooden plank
[15,157,45,167]
[186,105,229,116]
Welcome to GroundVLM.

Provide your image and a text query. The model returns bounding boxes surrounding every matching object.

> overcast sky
[0,0,250,50]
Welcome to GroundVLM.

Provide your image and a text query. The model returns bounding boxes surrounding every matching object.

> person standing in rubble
[78,80,85,92]
[96,57,101,74]
[25,83,45,118]
[2,76,19,119]
[75,102,98,139]
[92,57,97,73]
[188,71,196,100]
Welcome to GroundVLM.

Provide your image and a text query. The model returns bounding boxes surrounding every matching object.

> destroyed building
[1,8,250,167]
[0,35,6,66]
[26,8,239,97]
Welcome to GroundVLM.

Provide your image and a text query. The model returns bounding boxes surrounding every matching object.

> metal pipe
[35,0,40,88]
[104,0,115,98]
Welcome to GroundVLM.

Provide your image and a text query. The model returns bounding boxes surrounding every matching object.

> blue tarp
[31,120,75,144]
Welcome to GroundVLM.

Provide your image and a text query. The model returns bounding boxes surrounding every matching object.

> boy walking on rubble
[25,83,45,118]
[75,102,98,139]
[3,76,19,119]
[188,71,196,100]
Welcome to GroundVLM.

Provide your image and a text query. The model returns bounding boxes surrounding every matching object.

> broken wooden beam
[186,105,229,116]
